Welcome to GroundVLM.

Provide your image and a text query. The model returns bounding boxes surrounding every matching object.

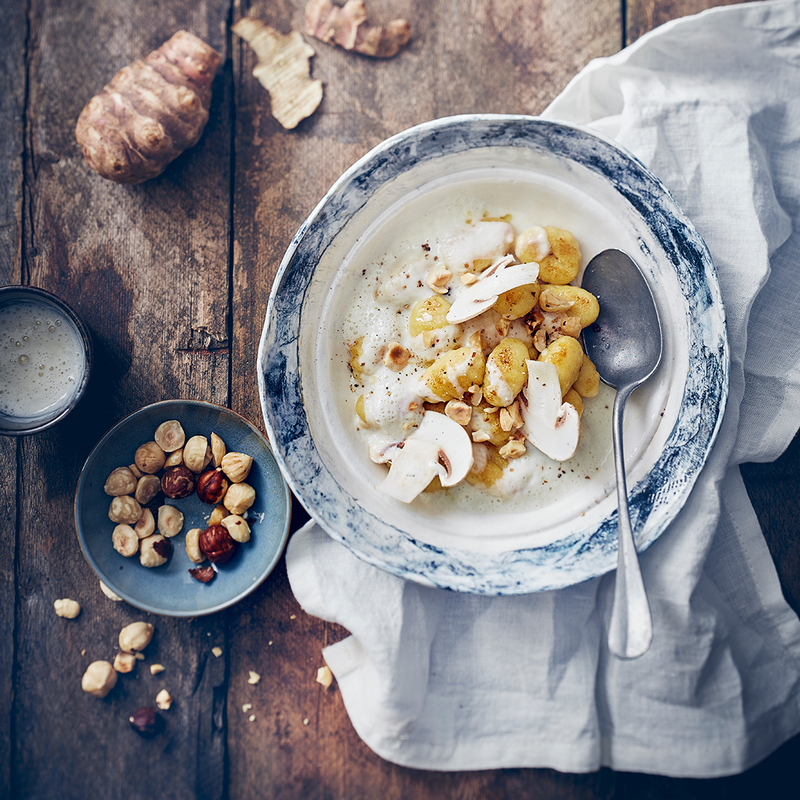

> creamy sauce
[340,194,614,514]
[0,300,86,422]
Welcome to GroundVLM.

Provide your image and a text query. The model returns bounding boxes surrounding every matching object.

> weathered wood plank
[11,1,232,798]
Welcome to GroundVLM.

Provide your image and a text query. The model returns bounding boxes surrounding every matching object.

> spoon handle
[607,385,653,659]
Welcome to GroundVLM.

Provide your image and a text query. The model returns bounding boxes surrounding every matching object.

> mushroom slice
[519,360,580,461]
[446,257,540,324]
[378,411,474,503]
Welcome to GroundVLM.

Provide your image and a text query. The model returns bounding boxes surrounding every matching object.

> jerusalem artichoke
[75,31,222,184]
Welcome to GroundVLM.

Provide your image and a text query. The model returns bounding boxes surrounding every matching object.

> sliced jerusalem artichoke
[446,257,540,324]
[519,360,580,461]
[378,412,474,503]
[233,17,323,129]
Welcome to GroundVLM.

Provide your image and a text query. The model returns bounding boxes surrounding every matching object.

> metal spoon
[581,249,663,659]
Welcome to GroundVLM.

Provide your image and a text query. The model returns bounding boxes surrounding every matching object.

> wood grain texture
[1,0,798,798]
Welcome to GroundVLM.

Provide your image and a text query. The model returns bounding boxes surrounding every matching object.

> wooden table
[2,1,798,797]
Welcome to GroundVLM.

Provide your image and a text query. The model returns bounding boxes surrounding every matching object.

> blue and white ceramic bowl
[257,115,728,595]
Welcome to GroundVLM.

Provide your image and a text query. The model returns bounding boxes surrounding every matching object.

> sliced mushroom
[446,257,540,324]
[518,360,580,461]
[377,411,474,503]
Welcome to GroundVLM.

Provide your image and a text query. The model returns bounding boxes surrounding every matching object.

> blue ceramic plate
[75,400,291,615]
[257,114,729,595]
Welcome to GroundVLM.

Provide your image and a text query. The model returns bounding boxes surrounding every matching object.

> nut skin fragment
[221,514,251,543]
[154,420,186,453]
[54,598,81,619]
[82,661,118,698]
[134,441,166,474]
[161,465,195,499]
[223,482,256,515]
[119,622,154,654]
[189,565,216,583]
[104,466,138,496]
[140,534,172,567]
[108,495,143,525]
[220,452,253,483]
[232,17,323,130]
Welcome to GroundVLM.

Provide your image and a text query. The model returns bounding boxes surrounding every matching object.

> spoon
[581,249,663,659]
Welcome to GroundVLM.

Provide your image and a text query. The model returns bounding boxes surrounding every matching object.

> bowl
[0,285,92,435]
[257,114,728,595]
[74,400,291,616]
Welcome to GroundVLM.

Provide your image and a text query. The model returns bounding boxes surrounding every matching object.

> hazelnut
[134,507,156,538]
[220,452,253,483]
[81,661,117,698]
[161,465,195,499]
[164,448,183,468]
[196,469,229,504]
[108,495,142,525]
[129,706,164,738]
[210,432,226,467]
[156,689,173,710]
[154,420,185,452]
[185,528,205,564]
[119,621,154,654]
[223,482,256,516]
[199,525,237,564]
[221,514,251,543]
[184,435,212,473]
[134,474,162,505]
[112,524,139,557]
[189,565,216,583]
[113,652,137,673]
[99,580,123,601]
[134,441,166,474]
[54,598,81,619]
[140,534,172,567]
[207,504,226,527]
[104,466,138,496]
[157,505,184,538]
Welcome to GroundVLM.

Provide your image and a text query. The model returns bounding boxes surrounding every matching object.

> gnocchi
[344,209,604,502]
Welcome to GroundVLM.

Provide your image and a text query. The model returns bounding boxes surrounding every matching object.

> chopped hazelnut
[383,342,410,372]
[81,661,117,698]
[211,646,223,658]
[316,665,333,689]
[156,689,172,710]
[150,664,165,675]
[113,652,137,673]
[54,598,81,619]
[248,670,261,685]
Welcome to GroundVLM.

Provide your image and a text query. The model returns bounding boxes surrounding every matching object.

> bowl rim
[257,113,729,594]
[73,398,292,616]
[0,284,93,436]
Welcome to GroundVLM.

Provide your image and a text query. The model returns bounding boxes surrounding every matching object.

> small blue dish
[74,400,291,616]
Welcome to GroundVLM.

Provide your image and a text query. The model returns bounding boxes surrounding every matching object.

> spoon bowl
[582,248,663,659]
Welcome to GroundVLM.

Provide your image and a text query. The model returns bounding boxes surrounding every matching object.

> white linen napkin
[285,0,800,776]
